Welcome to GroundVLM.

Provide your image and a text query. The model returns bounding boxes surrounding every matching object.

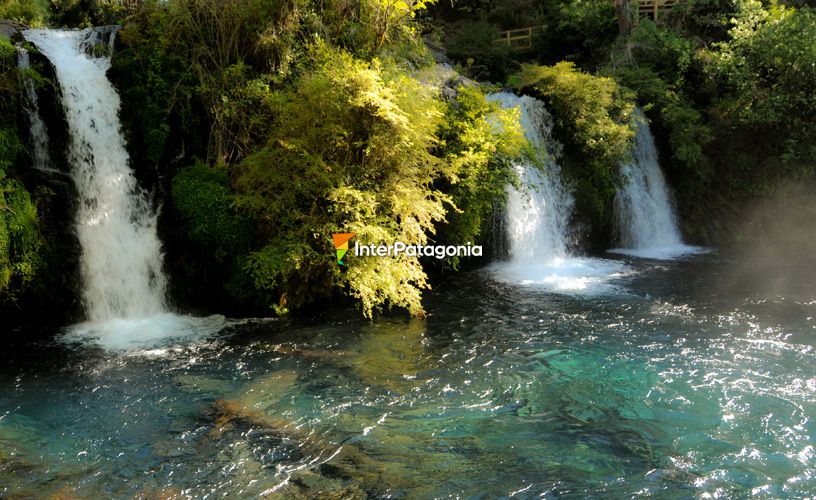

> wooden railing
[638,0,680,20]
[495,26,542,50]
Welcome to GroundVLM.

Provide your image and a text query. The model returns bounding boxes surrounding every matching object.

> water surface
[2,254,815,498]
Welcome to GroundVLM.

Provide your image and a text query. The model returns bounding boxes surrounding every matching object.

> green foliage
[435,85,525,267]
[0,0,50,25]
[0,39,44,300]
[0,175,44,297]
[171,162,254,263]
[512,62,635,228]
[618,20,693,86]
[234,45,451,317]
[112,3,202,168]
[708,2,816,163]
[609,21,712,179]
[660,0,737,42]
[446,20,515,81]
[171,162,256,302]
[537,0,618,67]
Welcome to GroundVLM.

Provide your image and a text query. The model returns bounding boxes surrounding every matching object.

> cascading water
[16,46,50,171]
[610,110,701,260]
[24,28,168,321]
[487,93,628,292]
[488,93,572,262]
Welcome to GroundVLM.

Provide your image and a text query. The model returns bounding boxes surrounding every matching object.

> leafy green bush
[435,85,525,267]
[511,62,635,234]
[171,162,254,263]
[0,176,43,297]
[234,45,451,317]
[171,161,256,303]
[0,0,49,25]
[111,4,203,169]
[0,39,44,300]
[446,19,516,81]
[533,0,618,68]
[708,2,816,164]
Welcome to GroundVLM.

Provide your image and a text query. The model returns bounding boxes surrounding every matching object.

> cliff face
[0,20,25,40]
[0,23,83,329]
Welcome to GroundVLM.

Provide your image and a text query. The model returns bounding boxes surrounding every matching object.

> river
[1,253,814,497]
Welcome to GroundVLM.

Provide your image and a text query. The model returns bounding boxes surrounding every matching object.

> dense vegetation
[0,38,44,306]
[2,0,816,319]
[108,0,524,317]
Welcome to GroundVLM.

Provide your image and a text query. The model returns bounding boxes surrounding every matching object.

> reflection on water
[2,254,816,497]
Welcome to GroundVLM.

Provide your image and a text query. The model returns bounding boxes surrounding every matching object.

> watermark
[332,232,356,265]
[332,233,482,266]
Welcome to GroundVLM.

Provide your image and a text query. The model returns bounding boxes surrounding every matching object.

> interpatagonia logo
[332,233,356,265]
[332,232,482,265]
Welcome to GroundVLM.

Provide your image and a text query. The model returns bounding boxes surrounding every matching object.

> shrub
[511,62,635,233]
[446,19,516,81]
[435,85,525,267]
[0,0,49,25]
[234,45,449,317]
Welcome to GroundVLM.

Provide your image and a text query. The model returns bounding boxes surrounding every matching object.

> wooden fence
[495,26,541,50]
[637,0,680,20]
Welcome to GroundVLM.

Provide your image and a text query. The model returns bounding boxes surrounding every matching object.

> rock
[423,34,451,65]
[232,369,299,410]
[416,63,479,102]
[0,20,26,40]
[208,398,311,444]
[277,470,367,500]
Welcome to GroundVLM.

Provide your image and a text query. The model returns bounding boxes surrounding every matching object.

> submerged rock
[175,374,234,395]
[232,369,299,410]
[269,344,351,362]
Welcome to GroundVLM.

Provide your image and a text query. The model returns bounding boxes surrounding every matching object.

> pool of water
[2,253,815,497]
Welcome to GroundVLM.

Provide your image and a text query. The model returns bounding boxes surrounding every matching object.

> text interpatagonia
[353,241,482,259]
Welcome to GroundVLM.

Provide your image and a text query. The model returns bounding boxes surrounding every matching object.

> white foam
[62,313,228,352]
[488,257,631,294]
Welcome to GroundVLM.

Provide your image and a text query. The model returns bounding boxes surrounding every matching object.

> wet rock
[0,20,26,41]
[349,318,433,394]
[208,398,310,444]
[276,470,367,500]
[416,63,478,102]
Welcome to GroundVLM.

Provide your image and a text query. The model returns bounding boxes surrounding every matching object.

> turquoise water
[1,254,815,497]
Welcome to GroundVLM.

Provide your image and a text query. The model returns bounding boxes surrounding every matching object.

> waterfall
[16,46,50,171]
[611,110,700,260]
[488,93,628,292]
[487,93,572,263]
[24,28,167,321]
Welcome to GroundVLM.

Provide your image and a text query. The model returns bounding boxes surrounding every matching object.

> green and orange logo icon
[332,233,355,265]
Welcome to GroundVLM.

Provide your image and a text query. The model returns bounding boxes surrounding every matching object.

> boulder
[0,20,26,41]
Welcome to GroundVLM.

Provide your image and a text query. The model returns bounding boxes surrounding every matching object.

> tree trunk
[615,0,633,34]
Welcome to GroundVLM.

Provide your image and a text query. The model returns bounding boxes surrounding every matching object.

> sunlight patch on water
[487,257,632,293]
[62,313,229,352]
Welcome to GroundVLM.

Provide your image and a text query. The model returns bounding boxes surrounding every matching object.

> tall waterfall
[16,46,50,171]
[24,28,167,321]
[488,93,573,263]
[488,93,628,292]
[611,110,699,260]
